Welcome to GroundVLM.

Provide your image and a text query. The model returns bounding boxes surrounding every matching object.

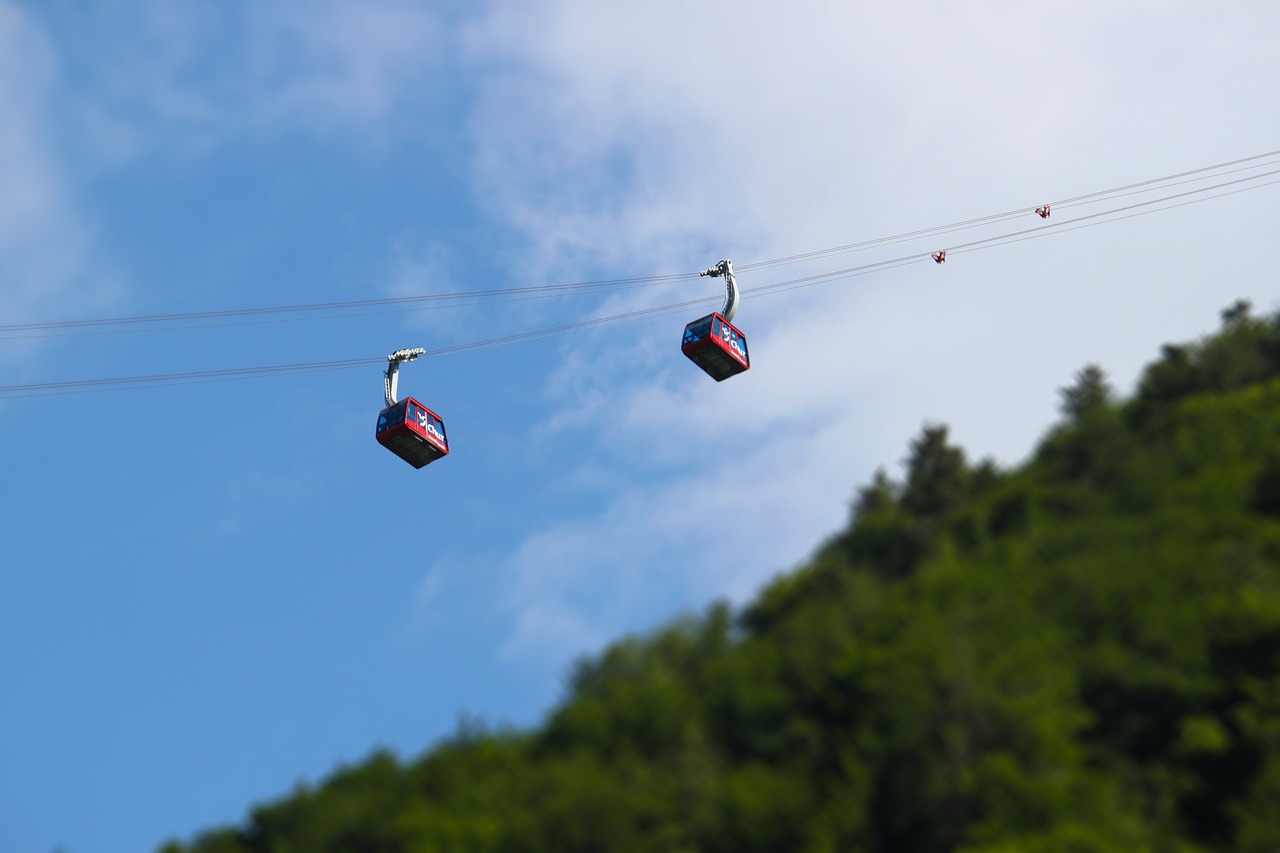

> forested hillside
[162,302,1280,852]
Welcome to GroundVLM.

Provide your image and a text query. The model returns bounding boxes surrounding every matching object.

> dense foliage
[162,302,1280,852]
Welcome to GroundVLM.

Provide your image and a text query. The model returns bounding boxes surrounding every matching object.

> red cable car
[684,259,750,381]
[377,396,449,468]
[682,312,749,381]
[376,348,450,469]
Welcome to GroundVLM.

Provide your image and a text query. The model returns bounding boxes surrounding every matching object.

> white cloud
[48,1,448,168]
[450,1,1280,656]
[0,2,109,358]
[243,1,446,127]
[0,6,57,248]
[466,1,1280,263]
[381,236,472,337]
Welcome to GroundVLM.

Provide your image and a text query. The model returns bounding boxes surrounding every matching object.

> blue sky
[2,2,1278,850]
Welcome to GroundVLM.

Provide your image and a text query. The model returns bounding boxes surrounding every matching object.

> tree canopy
[161,302,1280,852]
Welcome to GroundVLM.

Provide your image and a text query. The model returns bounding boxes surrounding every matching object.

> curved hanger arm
[699,259,739,323]
[384,347,425,408]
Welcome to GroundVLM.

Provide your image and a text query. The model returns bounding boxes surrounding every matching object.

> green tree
[902,424,970,518]
[1059,364,1113,422]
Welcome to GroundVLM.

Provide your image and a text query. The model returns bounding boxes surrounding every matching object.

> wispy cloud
[1,1,451,370]
[45,0,448,167]
[0,2,108,356]
[242,1,447,128]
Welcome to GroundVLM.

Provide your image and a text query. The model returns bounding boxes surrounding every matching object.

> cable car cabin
[682,312,750,381]
[376,396,449,468]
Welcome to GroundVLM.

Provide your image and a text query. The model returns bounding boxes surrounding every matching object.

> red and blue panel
[376,396,450,468]
[682,312,750,381]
